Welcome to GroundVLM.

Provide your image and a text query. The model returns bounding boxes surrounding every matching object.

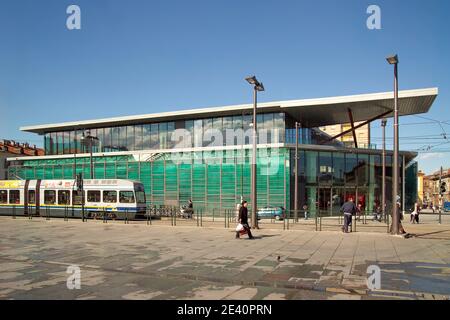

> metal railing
[5,204,447,233]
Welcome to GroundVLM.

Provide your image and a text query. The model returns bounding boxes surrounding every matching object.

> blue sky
[0,0,449,174]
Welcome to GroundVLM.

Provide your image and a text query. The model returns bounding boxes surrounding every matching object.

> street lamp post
[386,54,400,235]
[245,75,265,230]
[294,122,299,222]
[381,118,387,222]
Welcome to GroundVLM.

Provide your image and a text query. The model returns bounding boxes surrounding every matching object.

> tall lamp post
[386,54,400,234]
[381,118,387,222]
[81,130,99,179]
[294,122,299,222]
[245,75,265,229]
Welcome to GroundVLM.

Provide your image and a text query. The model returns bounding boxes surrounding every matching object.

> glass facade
[9,145,411,216]
[291,150,402,217]
[43,113,287,155]
[10,148,290,214]
[11,109,417,216]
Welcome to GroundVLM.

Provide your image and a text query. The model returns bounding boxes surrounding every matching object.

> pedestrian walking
[410,202,419,224]
[373,203,382,222]
[303,204,308,220]
[235,201,254,239]
[356,203,363,221]
[341,197,357,233]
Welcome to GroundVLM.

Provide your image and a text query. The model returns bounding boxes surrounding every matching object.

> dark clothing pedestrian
[239,206,249,224]
[236,205,253,239]
[341,201,357,215]
[341,200,357,233]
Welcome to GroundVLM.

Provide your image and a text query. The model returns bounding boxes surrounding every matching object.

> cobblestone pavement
[0,217,449,300]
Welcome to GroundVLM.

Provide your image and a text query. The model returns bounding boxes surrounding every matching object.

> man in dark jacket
[341,197,357,233]
[236,201,254,239]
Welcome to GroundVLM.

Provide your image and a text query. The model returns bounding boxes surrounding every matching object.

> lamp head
[386,54,399,65]
[245,76,257,85]
[255,83,265,92]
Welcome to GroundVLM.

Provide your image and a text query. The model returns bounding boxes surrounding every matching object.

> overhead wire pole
[81,130,99,179]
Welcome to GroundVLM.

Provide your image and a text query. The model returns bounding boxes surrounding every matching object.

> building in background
[320,122,371,149]
[6,88,438,216]
[417,170,425,205]
[423,168,450,206]
[0,140,44,180]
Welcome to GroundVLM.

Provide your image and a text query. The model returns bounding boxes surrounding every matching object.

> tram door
[24,180,30,215]
[35,180,41,216]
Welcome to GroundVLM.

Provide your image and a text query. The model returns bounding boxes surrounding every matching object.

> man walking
[341,197,357,233]
[236,201,254,239]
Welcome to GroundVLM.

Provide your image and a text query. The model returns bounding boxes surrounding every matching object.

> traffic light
[440,181,447,195]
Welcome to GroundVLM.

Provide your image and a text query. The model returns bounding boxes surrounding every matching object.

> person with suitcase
[235,201,254,239]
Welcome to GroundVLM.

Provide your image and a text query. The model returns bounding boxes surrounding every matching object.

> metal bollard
[46,206,50,220]
[224,210,227,228]
[315,212,318,231]
[13,205,16,219]
[197,208,200,227]
[200,209,203,227]
[386,213,390,233]
[287,213,290,230]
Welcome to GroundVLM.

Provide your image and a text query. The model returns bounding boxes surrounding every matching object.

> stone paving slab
[0,217,449,300]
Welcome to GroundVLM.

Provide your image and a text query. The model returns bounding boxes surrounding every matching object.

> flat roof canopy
[21,87,438,134]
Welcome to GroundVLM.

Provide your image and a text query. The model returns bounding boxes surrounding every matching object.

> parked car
[257,206,285,220]
[444,202,450,213]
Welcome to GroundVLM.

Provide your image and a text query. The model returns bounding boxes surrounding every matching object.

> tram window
[87,190,101,203]
[72,190,84,205]
[119,191,135,203]
[58,190,70,205]
[44,190,56,205]
[28,190,36,204]
[136,191,146,204]
[9,190,20,204]
[103,191,117,203]
[0,190,7,204]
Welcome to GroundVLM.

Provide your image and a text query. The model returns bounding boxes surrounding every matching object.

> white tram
[0,179,147,219]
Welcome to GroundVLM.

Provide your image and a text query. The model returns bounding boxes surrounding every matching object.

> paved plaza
[0,216,449,300]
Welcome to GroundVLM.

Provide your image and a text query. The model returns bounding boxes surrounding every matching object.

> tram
[0,179,147,219]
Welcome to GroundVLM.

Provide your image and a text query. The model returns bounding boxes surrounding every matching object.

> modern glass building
[7,88,438,216]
